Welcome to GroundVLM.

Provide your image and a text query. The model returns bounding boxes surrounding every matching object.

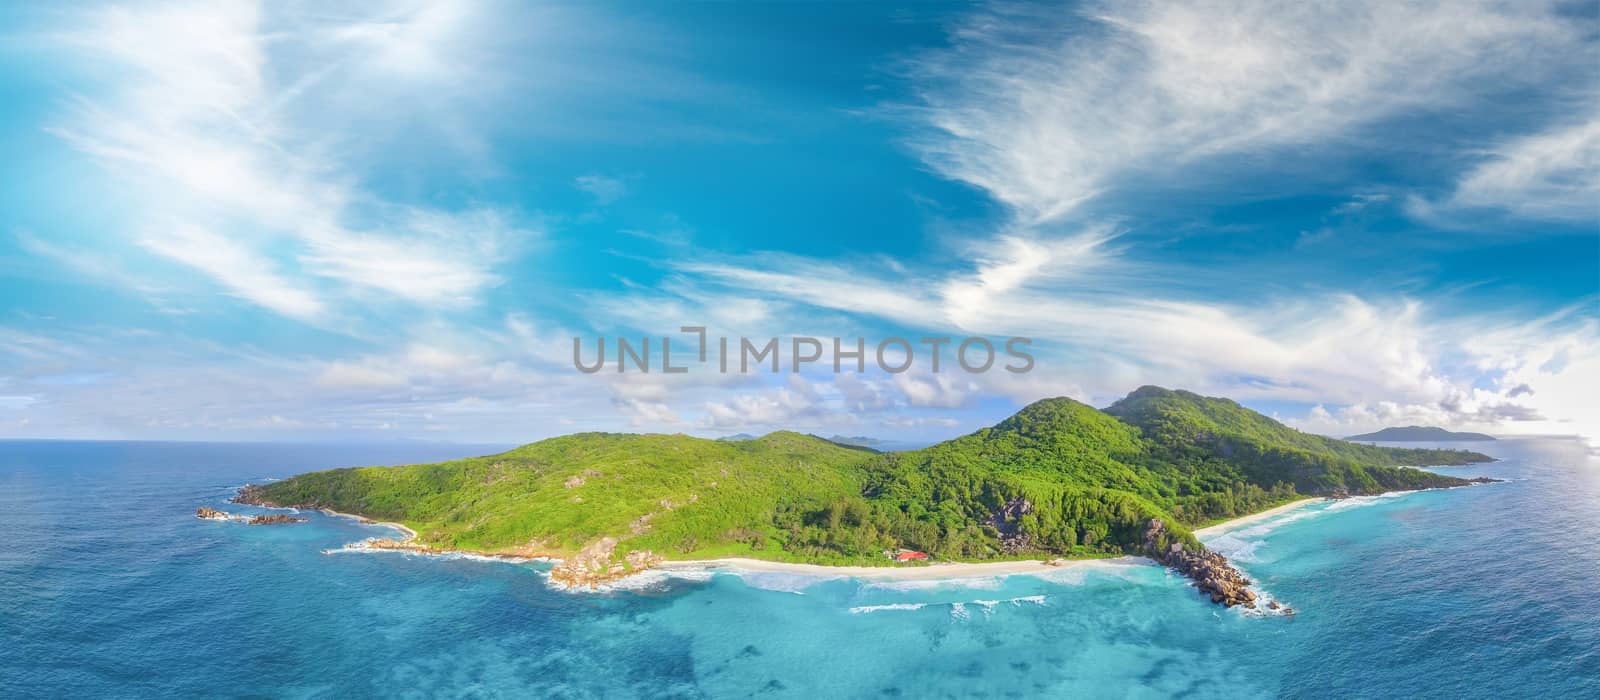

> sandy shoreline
[655,556,1148,581]
[310,499,1325,584]
[1193,498,1320,539]
[652,498,1322,582]
[316,508,419,540]
[663,500,1323,581]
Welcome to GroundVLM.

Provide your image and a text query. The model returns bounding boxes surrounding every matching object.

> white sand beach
[656,500,1323,582]
[655,555,1147,581]
[1193,498,1320,539]
[316,499,1322,585]
[319,508,419,540]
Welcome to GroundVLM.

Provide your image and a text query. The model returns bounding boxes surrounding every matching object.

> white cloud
[11,0,1594,447]
[17,232,175,302]
[0,320,621,442]
[315,362,408,390]
[675,226,1121,334]
[574,174,628,205]
[1331,193,1391,216]
[832,374,895,413]
[699,376,833,430]
[582,274,780,333]
[629,230,1600,441]
[614,398,682,426]
[893,373,978,409]
[46,0,532,320]
[297,208,515,308]
[139,225,325,320]
[692,373,965,432]
[881,416,959,429]
[941,227,1121,327]
[324,2,477,80]
[1415,108,1600,223]
[911,0,1584,223]
[679,257,925,324]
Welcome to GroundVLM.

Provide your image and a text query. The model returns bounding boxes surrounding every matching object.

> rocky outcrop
[547,537,662,589]
[1325,477,1501,502]
[232,484,275,506]
[358,538,435,553]
[1144,518,1257,608]
[987,497,1035,554]
[247,514,307,525]
[341,537,558,564]
[196,506,303,525]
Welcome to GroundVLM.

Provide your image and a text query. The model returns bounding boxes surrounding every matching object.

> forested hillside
[241,387,1494,569]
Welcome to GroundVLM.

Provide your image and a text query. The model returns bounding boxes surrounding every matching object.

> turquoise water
[2,439,1597,698]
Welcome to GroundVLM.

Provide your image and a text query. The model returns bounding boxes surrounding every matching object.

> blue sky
[1,0,1596,444]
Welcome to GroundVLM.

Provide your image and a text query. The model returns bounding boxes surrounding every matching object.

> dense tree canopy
[250,387,1493,567]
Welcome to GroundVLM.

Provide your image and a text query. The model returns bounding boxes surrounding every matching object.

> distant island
[235,386,1497,609]
[823,435,887,449]
[725,433,889,451]
[1346,426,1496,442]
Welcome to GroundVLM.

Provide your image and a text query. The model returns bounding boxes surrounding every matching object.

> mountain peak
[997,396,1100,430]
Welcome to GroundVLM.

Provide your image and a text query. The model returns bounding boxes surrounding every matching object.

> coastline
[316,507,419,540]
[655,556,1147,582]
[1193,498,1321,539]
[311,500,1324,586]
[279,486,1478,592]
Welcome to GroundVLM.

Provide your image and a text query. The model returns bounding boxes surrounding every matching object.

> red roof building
[894,551,929,562]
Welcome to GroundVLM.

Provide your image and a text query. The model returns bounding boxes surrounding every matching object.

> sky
[0,0,1596,446]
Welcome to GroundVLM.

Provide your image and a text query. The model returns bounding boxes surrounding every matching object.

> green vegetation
[251,431,874,559]
[249,387,1494,568]
[1103,387,1490,515]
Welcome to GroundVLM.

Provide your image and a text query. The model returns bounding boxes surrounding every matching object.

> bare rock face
[361,538,434,553]
[1144,518,1257,609]
[197,506,304,524]
[625,549,661,570]
[548,537,662,588]
[247,514,307,525]
[231,484,270,506]
[987,497,1036,554]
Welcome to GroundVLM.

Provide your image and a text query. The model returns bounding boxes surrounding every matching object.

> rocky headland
[1144,518,1260,608]
[226,476,1506,600]
[247,513,307,525]
[195,506,306,525]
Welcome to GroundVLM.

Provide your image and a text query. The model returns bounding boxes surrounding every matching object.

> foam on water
[849,602,926,614]
[861,576,1005,592]
[949,602,970,620]
[726,571,835,593]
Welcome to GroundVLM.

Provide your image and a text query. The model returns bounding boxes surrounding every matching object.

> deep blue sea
[2,438,1597,698]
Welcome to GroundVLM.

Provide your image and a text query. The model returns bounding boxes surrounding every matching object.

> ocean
[2,438,1596,698]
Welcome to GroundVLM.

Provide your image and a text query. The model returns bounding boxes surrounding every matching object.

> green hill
[1103,387,1491,513]
[239,387,1495,575]
[242,431,873,561]
[825,398,1186,560]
